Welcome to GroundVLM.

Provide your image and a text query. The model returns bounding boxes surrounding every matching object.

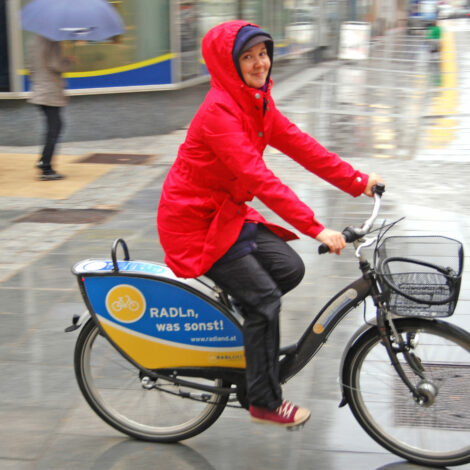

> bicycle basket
[375,236,464,317]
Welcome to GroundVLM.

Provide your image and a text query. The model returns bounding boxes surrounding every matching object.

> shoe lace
[276,400,295,418]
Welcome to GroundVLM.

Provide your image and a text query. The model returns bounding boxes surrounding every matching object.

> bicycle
[66,184,470,467]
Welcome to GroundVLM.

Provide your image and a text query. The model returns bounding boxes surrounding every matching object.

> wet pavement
[0,19,470,470]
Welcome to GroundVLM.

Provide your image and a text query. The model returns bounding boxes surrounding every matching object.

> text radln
[150,307,198,318]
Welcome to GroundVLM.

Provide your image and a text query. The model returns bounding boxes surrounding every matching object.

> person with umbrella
[21,0,125,180]
[28,34,74,180]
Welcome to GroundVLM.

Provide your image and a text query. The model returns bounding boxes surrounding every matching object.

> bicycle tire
[74,320,228,442]
[343,318,470,467]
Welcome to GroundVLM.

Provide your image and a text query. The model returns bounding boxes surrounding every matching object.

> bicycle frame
[279,275,372,383]
[69,234,382,402]
[68,187,397,404]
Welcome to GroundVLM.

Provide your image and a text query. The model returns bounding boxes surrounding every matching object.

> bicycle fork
[377,311,438,407]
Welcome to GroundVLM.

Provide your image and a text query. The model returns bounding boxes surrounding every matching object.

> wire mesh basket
[375,236,464,317]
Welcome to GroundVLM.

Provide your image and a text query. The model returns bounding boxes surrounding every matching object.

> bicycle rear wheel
[74,320,228,442]
[343,318,470,467]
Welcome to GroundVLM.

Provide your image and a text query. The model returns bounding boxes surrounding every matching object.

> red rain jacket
[157,20,368,278]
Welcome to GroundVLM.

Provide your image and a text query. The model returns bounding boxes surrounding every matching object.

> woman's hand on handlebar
[316,228,346,255]
[317,177,385,255]
[364,173,385,197]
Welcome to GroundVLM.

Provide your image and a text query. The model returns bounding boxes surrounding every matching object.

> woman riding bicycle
[157,20,384,427]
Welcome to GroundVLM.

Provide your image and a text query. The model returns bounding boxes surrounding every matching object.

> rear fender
[65,310,91,332]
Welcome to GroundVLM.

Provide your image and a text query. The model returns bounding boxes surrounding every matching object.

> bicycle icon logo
[112,295,139,312]
[106,284,146,323]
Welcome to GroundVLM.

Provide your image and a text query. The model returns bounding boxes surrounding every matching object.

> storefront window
[356,0,374,21]
[14,0,334,92]
[198,0,238,38]
[237,0,282,47]
[240,0,313,57]
[20,0,171,89]
[269,0,288,46]
[240,0,263,24]
[177,0,199,80]
[323,0,349,56]
[0,0,9,91]
[284,0,320,52]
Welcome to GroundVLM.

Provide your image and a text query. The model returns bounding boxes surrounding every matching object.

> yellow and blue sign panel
[23,54,174,90]
[79,260,246,369]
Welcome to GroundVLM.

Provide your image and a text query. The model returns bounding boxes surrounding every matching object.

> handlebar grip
[342,226,357,242]
[317,227,357,255]
[373,183,385,196]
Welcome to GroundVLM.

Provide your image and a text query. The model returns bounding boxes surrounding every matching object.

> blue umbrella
[21,0,124,42]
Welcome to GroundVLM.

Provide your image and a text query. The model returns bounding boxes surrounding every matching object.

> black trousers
[38,105,63,169]
[206,225,305,410]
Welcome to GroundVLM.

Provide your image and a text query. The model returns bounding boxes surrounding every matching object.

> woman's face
[238,42,270,89]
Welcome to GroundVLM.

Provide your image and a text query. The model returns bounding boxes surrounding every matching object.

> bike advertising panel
[74,260,246,369]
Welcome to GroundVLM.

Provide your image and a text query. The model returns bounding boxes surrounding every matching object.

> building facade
[1,0,402,97]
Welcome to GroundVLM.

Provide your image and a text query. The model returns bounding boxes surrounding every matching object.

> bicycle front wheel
[74,320,228,442]
[344,318,470,467]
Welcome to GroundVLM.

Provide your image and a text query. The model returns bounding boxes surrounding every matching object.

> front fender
[338,320,378,407]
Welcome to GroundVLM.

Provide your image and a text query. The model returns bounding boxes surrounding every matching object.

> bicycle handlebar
[318,183,385,255]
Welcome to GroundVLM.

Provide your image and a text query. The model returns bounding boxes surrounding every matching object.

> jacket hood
[202,20,273,95]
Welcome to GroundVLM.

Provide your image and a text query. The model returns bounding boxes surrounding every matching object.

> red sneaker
[249,400,311,427]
